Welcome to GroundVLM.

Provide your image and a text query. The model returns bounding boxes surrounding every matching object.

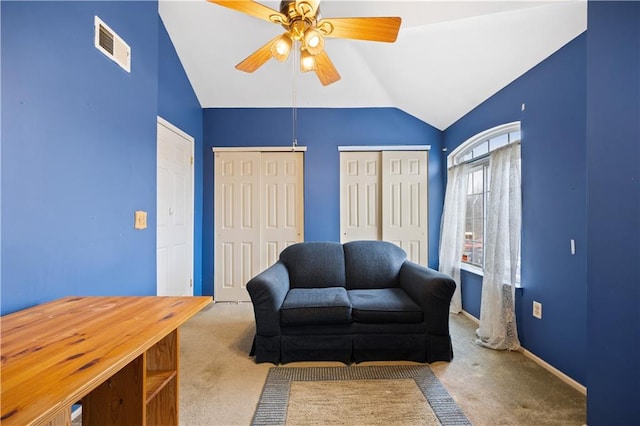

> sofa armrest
[246,261,290,336]
[399,261,456,336]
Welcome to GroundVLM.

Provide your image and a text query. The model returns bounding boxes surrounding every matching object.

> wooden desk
[0,296,212,426]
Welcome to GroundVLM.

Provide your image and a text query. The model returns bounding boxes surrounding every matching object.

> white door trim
[338,145,431,152]
[156,116,195,296]
[213,146,307,152]
[159,116,194,144]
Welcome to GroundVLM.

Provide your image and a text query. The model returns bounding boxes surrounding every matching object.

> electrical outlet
[533,301,542,319]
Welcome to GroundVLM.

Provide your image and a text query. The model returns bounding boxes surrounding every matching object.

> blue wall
[1,1,203,313]
[158,17,204,296]
[459,270,482,319]
[202,107,443,296]
[1,1,159,314]
[586,2,640,424]
[444,34,588,385]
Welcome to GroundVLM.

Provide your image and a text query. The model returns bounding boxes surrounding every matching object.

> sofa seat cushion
[281,287,352,326]
[348,288,423,324]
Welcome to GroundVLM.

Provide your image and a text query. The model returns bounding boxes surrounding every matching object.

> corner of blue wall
[586,2,640,423]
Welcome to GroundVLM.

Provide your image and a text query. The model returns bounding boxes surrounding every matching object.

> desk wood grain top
[0,296,212,425]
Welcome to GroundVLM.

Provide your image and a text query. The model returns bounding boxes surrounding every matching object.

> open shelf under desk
[146,370,177,404]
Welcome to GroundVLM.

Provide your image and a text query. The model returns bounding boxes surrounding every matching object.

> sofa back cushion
[279,242,346,288]
[343,240,407,289]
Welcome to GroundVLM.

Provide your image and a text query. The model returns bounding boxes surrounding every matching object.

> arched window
[448,122,521,273]
[449,122,521,168]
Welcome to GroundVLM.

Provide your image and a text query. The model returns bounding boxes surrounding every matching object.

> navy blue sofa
[247,240,456,364]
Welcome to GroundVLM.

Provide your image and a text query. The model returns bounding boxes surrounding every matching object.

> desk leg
[43,408,71,426]
[81,355,144,425]
[145,329,178,426]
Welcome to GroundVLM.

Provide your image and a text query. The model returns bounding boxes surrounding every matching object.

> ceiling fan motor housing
[279,0,319,40]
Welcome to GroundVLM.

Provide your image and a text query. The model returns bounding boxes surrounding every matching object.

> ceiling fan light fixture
[300,49,317,72]
[304,28,324,55]
[271,34,292,62]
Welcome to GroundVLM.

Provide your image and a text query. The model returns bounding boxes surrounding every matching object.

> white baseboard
[519,348,587,395]
[459,310,479,324]
[458,310,587,396]
[71,406,82,421]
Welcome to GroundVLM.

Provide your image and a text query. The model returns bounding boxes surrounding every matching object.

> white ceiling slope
[159,0,587,130]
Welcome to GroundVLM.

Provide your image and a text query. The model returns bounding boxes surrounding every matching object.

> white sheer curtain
[439,163,468,314]
[476,143,521,350]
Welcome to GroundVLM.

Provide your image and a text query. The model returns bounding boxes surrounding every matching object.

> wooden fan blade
[317,17,401,42]
[235,35,281,73]
[314,51,341,86]
[207,0,288,25]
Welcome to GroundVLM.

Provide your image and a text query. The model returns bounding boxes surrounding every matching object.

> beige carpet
[175,302,585,425]
[70,302,585,425]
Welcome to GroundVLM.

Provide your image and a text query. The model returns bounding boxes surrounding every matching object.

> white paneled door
[214,150,304,302]
[340,149,428,265]
[382,150,429,265]
[340,151,382,241]
[261,152,305,268]
[157,118,194,296]
[214,152,261,302]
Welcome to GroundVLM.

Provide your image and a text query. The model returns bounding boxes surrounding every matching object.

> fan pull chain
[292,41,298,149]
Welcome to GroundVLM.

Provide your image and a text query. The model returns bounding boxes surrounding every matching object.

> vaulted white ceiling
[159,0,587,130]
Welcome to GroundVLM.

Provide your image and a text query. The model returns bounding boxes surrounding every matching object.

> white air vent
[94,16,130,73]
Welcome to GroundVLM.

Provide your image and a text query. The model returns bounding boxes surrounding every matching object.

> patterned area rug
[252,365,472,425]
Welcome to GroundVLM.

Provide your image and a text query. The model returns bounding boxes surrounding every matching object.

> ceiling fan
[207,0,402,86]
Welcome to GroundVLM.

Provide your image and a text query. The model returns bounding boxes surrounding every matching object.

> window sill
[459,263,522,288]
[461,262,483,276]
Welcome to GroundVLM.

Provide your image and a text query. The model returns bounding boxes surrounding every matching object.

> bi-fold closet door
[214,150,304,302]
[340,149,429,265]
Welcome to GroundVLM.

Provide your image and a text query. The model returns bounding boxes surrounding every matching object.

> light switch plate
[134,211,147,229]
